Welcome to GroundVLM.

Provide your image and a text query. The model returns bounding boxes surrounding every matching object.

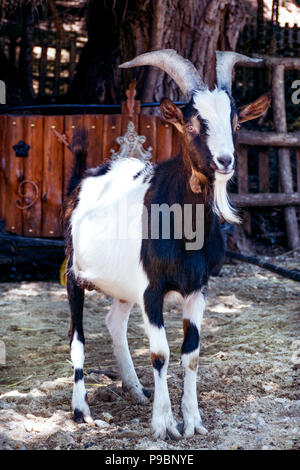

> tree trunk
[18,3,36,102]
[66,0,246,105]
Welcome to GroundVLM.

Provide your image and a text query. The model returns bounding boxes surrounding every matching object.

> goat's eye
[186,125,194,133]
[235,123,241,131]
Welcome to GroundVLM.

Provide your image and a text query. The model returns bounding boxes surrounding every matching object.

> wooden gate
[0,112,180,238]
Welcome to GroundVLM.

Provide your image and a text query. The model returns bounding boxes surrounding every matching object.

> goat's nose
[217,155,233,169]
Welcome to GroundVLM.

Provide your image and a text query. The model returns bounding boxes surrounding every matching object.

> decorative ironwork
[110,120,152,163]
[16,180,39,210]
[13,140,30,157]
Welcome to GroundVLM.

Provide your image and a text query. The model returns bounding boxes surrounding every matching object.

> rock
[232,375,242,383]
[257,417,266,426]
[262,384,274,393]
[84,442,94,449]
[101,412,113,423]
[24,421,33,432]
[94,419,110,429]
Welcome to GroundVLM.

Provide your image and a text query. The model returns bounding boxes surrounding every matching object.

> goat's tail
[67,128,88,196]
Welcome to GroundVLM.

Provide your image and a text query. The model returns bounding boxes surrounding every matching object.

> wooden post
[258,150,270,193]
[272,64,300,248]
[54,40,62,96]
[39,45,47,96]
[236,144,251,235]
[69,39,76,82]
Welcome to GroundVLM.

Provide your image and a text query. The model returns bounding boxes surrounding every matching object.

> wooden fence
[0,56,300,248]
[233,56,300,249]
[0,22,85,96]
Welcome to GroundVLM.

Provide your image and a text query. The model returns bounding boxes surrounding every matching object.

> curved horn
[216,51,263,94]
[119,49,206,100]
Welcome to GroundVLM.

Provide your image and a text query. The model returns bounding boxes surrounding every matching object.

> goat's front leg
[181,291,208,437]
[143,286,181,440]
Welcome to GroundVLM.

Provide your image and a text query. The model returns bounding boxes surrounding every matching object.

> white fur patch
[193,88,234,170]
[71,158,151,303]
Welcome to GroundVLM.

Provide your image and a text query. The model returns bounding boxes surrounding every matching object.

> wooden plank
[22,116,43,237]
[272,64,299,249]
[42,116,64,237]
[4,117,24,235]
[102,115,122,162]
[238,130,300,147]
[156,118,173,162]
[236,145,248,193]
[296,149,300,193]
[139,114,157,162]
[258,150,270,193]
[63,115,85,197]
[236,56,300,69]
[84,114,103,168]
[231,192,300,207]
[0,115,7,221]
[236,144,251,235]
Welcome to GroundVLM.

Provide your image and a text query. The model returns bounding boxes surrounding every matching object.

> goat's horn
[216,51,263,94]
[119,49,206,100]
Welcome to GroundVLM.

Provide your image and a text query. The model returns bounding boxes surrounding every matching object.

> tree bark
[66,0,246,105]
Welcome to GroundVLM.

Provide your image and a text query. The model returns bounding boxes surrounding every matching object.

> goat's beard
[213,170,241,224]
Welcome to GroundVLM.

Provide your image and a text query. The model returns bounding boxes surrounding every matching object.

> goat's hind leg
[106,299,150,404]
[67,271,92,424]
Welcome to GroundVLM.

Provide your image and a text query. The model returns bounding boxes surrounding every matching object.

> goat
[63,50,270,439]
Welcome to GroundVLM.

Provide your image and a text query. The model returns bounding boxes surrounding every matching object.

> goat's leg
[67,271,92,424]
[181,291,208,437]
[106,299,150,404]
[143,286,181,440]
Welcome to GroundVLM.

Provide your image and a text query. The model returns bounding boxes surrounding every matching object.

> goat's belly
[72,208,149,303]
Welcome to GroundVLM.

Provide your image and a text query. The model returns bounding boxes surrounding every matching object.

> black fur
[152,356,165,375]
[66,267,85,345]
[181,323,200,354]
[141,101,226,327]
[74,408,84,423]
[67,129,89,196]
[75,368,84,382]
[141,156,224,298]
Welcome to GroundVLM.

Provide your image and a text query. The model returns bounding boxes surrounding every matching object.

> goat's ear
[238,92,271,123]
[160,98,184,132]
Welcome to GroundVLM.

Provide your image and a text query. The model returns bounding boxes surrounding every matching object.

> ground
[0,254,299,451]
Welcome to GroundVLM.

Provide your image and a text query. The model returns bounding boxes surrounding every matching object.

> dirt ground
[0,254,299,451]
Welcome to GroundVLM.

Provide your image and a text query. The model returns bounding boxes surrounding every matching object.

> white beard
[213,171,241,224]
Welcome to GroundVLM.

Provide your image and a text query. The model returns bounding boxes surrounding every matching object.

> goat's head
[120,50,271,223]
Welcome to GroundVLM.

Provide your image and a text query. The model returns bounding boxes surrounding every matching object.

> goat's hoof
[176,422,184,433]
[152,415,181,440]
[142,387,151,399]
[154,425,181,441]
[123,383,150,404]
[183,421,208,438]
[73,408,94,425]
[166,428,181,441]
